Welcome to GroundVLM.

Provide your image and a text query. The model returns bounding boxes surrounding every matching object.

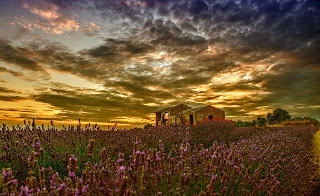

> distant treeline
[235,108,319,127]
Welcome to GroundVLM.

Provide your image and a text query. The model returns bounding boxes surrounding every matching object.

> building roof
[179,106,207,114]
[155,104,224,114]
[155,104,190,113]
[155,106,173,113]
[179,105,224,114]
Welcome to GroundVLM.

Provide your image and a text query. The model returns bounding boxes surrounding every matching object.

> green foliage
[267,108,291,125]
[257,117,267,127]
[234,120,256,127]
[291,117,319,126]
[143,123,154,129]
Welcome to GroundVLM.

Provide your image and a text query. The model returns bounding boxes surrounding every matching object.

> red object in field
[203,118,233,122]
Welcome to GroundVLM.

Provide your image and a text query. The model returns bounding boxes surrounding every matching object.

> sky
[0,0,319,128]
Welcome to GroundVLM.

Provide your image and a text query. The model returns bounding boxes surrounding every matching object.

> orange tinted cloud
[20,2,79,34]
[22,3,60,19]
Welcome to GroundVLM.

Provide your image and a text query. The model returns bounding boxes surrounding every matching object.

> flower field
[0,121,319,195]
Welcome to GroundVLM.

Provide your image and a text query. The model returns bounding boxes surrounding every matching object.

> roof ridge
[155,103,191,113]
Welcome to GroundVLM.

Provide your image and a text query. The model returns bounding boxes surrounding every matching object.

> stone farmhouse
[155,104,225,126]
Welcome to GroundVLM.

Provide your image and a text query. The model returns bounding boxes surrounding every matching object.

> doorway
[189,114,194,125]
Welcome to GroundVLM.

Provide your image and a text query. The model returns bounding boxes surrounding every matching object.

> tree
[267,113,272,124]
[267,108,291,125]
[257,117,267,127]
[251,120,257,127]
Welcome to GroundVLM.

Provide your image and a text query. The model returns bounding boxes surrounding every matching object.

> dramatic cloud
[0,66,24,77]
[0,39,44,71]
[0,95,28,102]
[0,86,18,94]
[0,0,319,126]
[32,83,158,125]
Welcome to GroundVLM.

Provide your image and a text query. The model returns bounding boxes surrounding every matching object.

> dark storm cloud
[85,38,153,66]
[32,83,159,123]
[41,0,320,42]
[30,43,103,79]
[203,0,320,54]
[114,81,173,99]
[0,39,44,71]
[0,40,103,80]
[252,64,320,106]
[142,18,208,51]
[38,0,320,61]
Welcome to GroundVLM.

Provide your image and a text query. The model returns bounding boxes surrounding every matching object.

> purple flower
[210,174,217,184]
[57,183,66,191]
[69,171,75,177]
[2,170,7,178]
[221,187,227,194]
[82,185,89,193]
[75,188,80,196]
[118,166,126,173]
[135,150,141,155]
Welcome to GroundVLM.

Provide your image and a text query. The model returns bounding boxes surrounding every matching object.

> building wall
[168,116,176,124]
[181,113,195,124]
[168,104,191,124]
[179,107,225,125]
[194,107,225,124]
[155,112,161,126]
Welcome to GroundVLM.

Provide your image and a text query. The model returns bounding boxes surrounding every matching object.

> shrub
[281,120,315,127]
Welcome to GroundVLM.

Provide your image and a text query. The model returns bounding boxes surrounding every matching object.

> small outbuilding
[155,104,225,126]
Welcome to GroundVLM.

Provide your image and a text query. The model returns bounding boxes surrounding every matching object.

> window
[164,112,169,120]
[208,115,213,120]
